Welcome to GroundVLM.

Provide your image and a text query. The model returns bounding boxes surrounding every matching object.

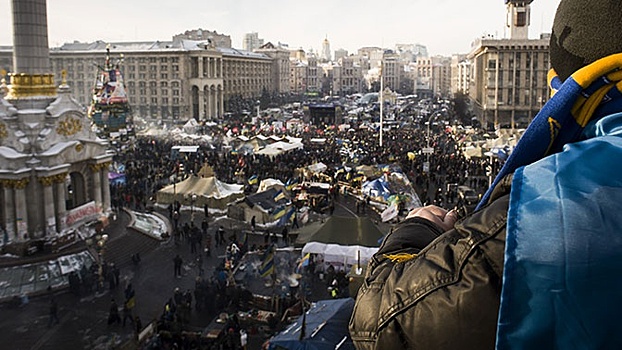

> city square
[4,0,622,349]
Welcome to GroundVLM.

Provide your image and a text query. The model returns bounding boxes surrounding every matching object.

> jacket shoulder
[350,194,509,349]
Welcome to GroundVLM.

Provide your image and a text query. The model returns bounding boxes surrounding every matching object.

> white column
[14,183,28,241]
[198,87,205,119]
[3,185,15,239]
[41,179,56,234]
[92,167,102,205]
[102,167,111,212]
[55,179,67,232]
[209,89,214,119]
[207,57,212,78]
[218,89,224,118]
[198,57,204,78]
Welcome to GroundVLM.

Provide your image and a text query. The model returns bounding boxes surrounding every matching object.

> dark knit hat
[550,0,622,81]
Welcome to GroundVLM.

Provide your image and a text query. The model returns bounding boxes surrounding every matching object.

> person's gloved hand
[405,205,458,232]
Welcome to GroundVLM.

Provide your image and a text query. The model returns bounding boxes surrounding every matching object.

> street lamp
[425,112,443,172]
[191,193,197,222]
[88,233,108,291]
[379,61,384,148]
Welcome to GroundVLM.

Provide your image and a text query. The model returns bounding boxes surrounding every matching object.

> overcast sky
[0,0,561,56]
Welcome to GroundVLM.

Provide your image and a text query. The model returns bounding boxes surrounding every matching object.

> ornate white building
[0,0,113,254]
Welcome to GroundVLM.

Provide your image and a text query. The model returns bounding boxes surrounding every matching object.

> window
[160,82,168,87]
[151,97,158,104]
[149,57,157,63]
[160,57,168,63]
[173,97,179,104]
[150,73,157,79]
[515,11,527,27]
[161,65,168,71]
[172,65,179,71]
[150,82,157,87]
[161,89,168,95]
[160,73,168,79]
[139,73,146,79]
[150,65,157,71]
[162,97,168,104]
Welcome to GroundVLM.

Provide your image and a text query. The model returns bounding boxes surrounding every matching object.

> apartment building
[468,37,549,128]
[451,54,471,96]
[0,38,277,121]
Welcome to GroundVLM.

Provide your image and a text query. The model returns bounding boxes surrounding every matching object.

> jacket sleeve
[350,193,510,350]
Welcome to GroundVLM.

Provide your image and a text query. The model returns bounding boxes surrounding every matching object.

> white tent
[257,178,285,193]
[182,118,199,134]
[156,175,244,209]
[298,216,383,270]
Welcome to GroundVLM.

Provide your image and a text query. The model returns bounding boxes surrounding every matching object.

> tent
[227,187,291,224]
[257,178,286,193]
[267,298,355,350]
[182,118,199,133]
[156,175,244,210]
[298,217,383,269]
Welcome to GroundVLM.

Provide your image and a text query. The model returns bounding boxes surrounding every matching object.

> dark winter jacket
[349,175,512,349]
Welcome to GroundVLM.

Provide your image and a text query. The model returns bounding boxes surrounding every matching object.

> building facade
[1,0,112,252]
[468,37,549,128]
[451,54,471,96]
[243,32,264,52]
[1,38,282,121]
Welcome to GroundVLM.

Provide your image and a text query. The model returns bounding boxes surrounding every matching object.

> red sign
[65,201,102,227]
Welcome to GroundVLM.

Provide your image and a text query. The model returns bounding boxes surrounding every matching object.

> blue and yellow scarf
[493,53,622,349]
[478,53,622,209]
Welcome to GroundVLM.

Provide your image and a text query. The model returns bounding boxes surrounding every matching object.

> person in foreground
[349,1,622,348]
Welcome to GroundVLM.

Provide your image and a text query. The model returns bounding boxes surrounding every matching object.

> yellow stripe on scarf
[558,53,622,128]
[384,253,417,263]
[571,84,615,127]
[571,53,622,88]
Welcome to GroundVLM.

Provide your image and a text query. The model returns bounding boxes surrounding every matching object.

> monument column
[54,174,67,232]
[13,178,29,240]
[101,165,111,212]
[91,164,102,205]
[39,176,56,234]
[2,182,16,239]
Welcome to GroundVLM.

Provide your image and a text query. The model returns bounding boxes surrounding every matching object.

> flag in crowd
[279,207,296,226]
[273,189,287,202]
[381,202,399,222]
[272,206,287,220]
[248,174,259,185]
[285,178,299,191]
[259,245,275,277]
[296,252,311,274]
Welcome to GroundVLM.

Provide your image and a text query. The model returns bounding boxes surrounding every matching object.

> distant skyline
[0,0,561,57]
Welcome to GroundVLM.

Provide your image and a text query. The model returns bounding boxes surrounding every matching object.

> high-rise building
[334,49,348,62]
[321,37,331,62]
[468,0,548,129]
[173,28,232,48]
[451,54,471,96]
[243,32,264,52]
